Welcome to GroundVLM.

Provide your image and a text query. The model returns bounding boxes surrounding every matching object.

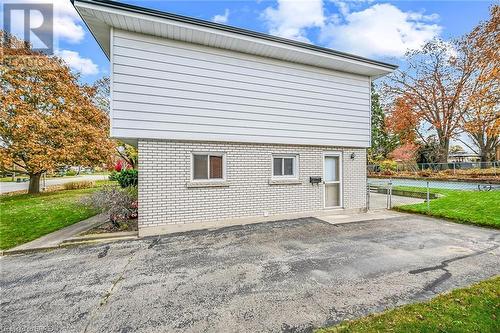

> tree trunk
[437,138,450,164]
[476,137,490,167]
[28,173,42,194]
[480,152,489,168]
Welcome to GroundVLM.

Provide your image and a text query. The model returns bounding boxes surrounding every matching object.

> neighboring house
[448,152,481,163]
[73,0,396,236]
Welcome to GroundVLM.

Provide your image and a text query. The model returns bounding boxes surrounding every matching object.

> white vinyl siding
[111,29,371,147]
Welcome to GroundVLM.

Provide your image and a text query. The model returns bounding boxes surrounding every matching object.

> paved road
[0,174,108,194]
[1,215,499,333]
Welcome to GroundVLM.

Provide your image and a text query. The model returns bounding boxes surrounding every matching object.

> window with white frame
[192,153,225,180]
[272,155,298,178]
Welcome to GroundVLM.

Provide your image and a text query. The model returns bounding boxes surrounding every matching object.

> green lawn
[316,276,500,333]
[394,187,500,229]
[0,181,114,250]
[0,176,28,182]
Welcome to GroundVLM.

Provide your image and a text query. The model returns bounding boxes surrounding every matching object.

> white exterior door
[324,154,342,208]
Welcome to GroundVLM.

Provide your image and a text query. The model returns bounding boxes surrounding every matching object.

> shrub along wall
[116,169,138,188]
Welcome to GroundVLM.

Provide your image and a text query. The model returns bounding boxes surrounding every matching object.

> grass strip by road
[393,187,500,229]
[316,276,500,333]
[0,176,28,182]
[0,173,109,182]
[0,181,114,250]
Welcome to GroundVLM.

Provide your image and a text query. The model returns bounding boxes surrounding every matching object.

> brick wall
[138,140,366,228]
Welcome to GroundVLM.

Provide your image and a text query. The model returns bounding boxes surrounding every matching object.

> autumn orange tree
[458,5,499,162]
[385,94,420,144]
[384,5,499,163]
[0,32,114,193]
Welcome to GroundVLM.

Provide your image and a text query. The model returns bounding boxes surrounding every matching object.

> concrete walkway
[139,209,403,237]
[319,209,406,224]
[369,192,425,210]
[5,213,108,254]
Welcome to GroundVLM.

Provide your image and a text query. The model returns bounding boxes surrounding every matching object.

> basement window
[272,155,298,178]
[192,153,225,180]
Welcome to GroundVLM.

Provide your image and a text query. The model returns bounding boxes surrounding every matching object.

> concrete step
[62,231,139,244]
[60,236,139,248]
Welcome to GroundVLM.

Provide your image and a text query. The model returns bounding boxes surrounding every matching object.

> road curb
[1,234,139,256]
[1,246,62,256]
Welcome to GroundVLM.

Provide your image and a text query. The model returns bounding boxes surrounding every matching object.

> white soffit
[73,0,397,78]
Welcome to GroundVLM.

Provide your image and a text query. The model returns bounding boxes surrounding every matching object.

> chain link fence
[367,177,500,211]
[368,161,499,176]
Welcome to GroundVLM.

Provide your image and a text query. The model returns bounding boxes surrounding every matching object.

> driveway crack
[82,250,137,333]
[305,290,329,317]
[148,236,161,249]
[409,241,499,294]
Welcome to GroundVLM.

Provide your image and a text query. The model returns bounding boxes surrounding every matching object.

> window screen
[193,155,208,179]
[273,158,283,176]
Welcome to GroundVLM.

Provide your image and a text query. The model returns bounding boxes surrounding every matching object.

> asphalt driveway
[1,215,499,333]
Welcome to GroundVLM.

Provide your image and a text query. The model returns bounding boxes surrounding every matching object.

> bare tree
[458,5,499,162]
[385,6,499,163]
[384,39,474,163]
